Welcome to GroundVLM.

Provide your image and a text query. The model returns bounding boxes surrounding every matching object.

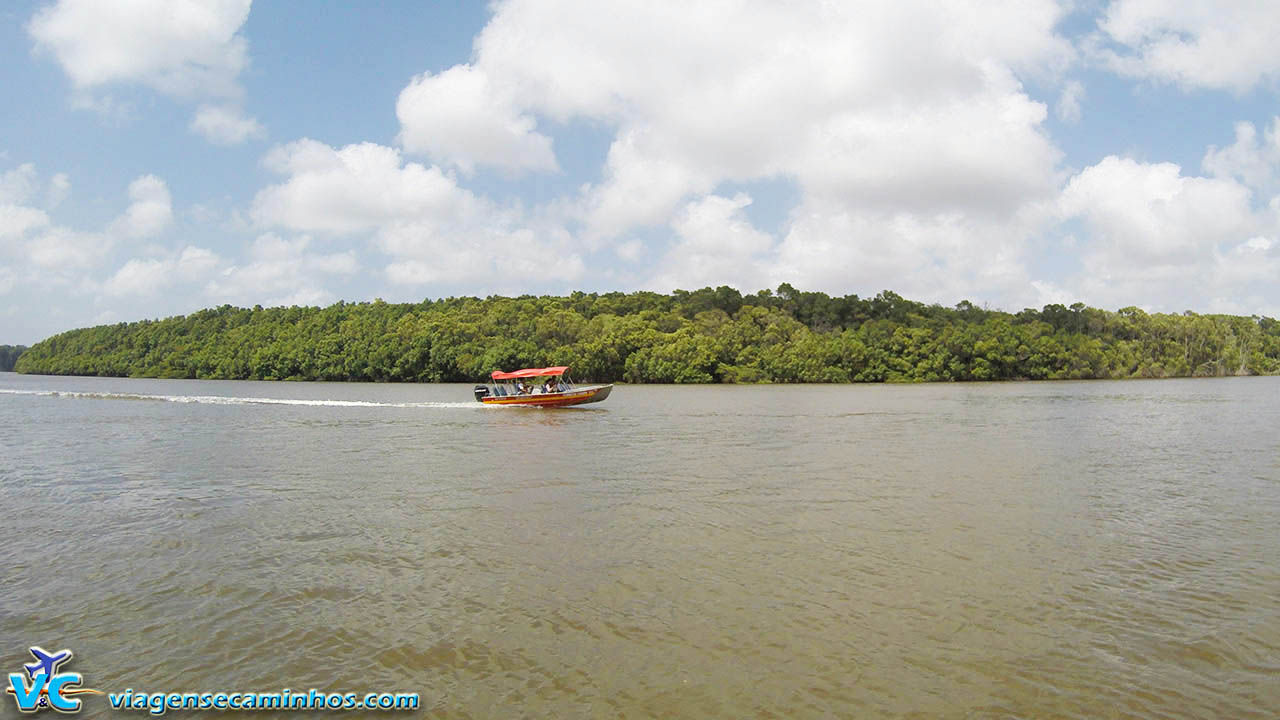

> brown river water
[2,372,1278,718]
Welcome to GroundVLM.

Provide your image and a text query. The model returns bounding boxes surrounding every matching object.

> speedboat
[473,366,613,407]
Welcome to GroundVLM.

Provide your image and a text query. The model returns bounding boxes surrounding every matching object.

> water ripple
[3,376,1279,717]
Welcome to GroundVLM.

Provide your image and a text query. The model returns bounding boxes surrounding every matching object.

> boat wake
[0,388,483,409]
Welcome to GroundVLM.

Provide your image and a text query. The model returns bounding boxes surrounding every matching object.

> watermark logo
[6,647,102,713]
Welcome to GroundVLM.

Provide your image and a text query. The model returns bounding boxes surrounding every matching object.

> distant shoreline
[12,287,1280,384]
[6,370,1271,385]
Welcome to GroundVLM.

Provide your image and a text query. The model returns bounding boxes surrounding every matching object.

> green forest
[0,345,27,372]
[13,285,1280,383]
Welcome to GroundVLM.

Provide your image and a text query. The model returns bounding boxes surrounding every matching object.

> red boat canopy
[491,366,569,380]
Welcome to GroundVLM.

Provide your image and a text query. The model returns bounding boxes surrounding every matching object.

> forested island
[14,286,1280,383]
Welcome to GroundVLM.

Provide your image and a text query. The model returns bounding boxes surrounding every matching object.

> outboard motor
[473,384,491,402]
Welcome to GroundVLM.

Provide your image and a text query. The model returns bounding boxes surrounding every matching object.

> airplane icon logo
[24,648,72,681]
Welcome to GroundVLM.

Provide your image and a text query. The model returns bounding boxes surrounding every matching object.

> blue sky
[3,0,1280,344]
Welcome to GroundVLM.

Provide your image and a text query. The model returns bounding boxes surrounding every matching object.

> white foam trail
[0,388,483,409]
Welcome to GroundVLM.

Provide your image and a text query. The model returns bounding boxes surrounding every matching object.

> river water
[1,372,1277,718]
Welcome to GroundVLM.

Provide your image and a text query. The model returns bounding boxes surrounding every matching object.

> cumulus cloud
[793,68,1060,218]
[104,246,220,297]
[252,138,583,288]
[1,166,184,311]
[0,204,51,244]
[0,164,57,245]
[454,1,1068,231]
[47,173,70,209]
[390,0,1072,304]
[1056,80,1084,124]
[1056,155,1277,311]
[771,199,1046,309]
[1213,236,1280,288]
[28,0,263,143]
[380,0,1280,316]
[397,65,557,174]
[1061,156,1254,266]
[0,164,40,205]
[205,233,357,307]
[648,193,774,292]
[577,127,720,241]
[0,163,109,274]
[1202,117,1280,194]
[253,140,468,234]
[0,165,230,341]
[102,258,169,297]
[109,175,173,240]
[11,172,171,286]
[190,104,266,145]
[1092,0,1280,92]
[29,0,250,95]
[27,225,109,271]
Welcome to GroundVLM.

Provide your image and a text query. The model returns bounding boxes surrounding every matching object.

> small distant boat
[474,366,613,407]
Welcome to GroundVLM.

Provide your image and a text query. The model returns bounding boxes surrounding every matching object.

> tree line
[0,345,27,372]
[13,285,1280,383]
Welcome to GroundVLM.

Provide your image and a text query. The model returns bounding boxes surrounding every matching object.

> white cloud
[1056,80,1084,124]
[397,64,557,174]
[253,139,583,288]
[0,205,51,244]
[648,193,774,292]
[1094,0,1280,92]
[205,233,358,307]
[1061,156,1254,266]
[1056,155,1276,311]
[27,225,109,270]
[1213,236,1280,287]
[771,200,1045,308]
[190,104,266,145]
[1029,279,1075,308]
[577,127,718,240]
[109,175,173,240]
[1,167,178,301]
[0,163,100,276]
[445,1,1070,235]
[381,223,582,287]
[793,67,1060,217]
[28,0,262,143]
[393,0,1071,302]
[103,257,166,296]
[103,246,221,297]
[0,165,71,226]
[1203,117,1280,194]
[29,0,251,97]
[615,239,642,263]
[0,165,230,341]
[253,140,468,234]
[47,173,70,209]
[68,92,135,120]
[0,164,39,205]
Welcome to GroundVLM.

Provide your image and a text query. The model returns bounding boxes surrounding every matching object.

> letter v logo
[8,672,46,712]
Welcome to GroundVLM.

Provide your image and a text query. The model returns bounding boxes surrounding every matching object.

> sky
[3,0,1280,345]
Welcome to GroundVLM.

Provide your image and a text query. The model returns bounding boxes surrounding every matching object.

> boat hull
[479,384,612,407]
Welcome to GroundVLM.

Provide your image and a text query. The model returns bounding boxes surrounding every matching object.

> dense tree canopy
[0,345,26,372]
[14,287,1280,383]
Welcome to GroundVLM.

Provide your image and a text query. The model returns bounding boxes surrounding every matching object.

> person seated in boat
[544,379,559,394]
[516,381,530,394]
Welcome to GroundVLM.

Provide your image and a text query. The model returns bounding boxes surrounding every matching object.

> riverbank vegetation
[0,345,26,372]
[14,286,1280,382]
